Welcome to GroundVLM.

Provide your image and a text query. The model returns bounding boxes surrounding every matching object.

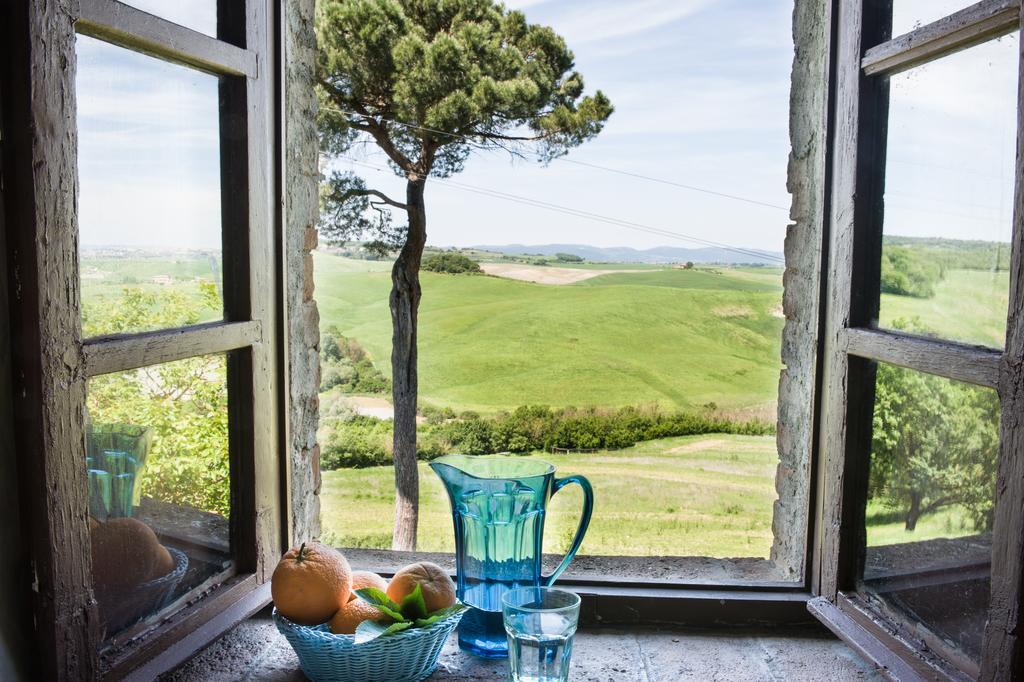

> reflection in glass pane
[76,35,224,337]
[864,363,997,665]
[120,0,218,37]
[880,36,1017,348]
[892,1,975,36]
[86,354,231,639]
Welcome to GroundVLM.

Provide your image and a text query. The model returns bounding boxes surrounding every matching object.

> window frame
[808,0,1024,679]
[2,0,286,677]
[19,0,1004,677]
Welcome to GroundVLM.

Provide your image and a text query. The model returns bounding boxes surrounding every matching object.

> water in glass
[502,588,580,682]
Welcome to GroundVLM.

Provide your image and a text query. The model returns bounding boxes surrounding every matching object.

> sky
[76,0,1017,254]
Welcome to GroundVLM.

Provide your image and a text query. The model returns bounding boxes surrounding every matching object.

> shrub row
[319,405,775,469]
[439,405,773,455]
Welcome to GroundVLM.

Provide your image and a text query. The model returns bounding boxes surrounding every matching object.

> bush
[322,334,343,362]
[555,253,584,263]
[422,253,483,274]
[443,418,496,455]
[320,415,392,468]
[422,405,457,424]
[320,362,357,391]
[319,329,390,394]
[318,405,776,470]
[881,246,944,298]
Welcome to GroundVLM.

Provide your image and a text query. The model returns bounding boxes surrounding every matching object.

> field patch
[319,433,971,557]
[668,438,727,453]
[320,434,779,557]
[480,262,646,284]
[314,253,785,413]
[879,268,1009,347]
[712,305,755,318]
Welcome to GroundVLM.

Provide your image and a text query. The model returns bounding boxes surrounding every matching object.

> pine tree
[316,0,613,549]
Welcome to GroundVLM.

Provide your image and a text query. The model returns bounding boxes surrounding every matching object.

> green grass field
[865,500,978,547]
[879,268,1008,348]
[314,253,784,415]
[79,251,1003,559]
[81,255,223,326]
[319,433,980,557]
[320,434,779,557]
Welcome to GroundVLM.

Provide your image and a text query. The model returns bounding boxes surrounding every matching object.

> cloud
[76,34,222,248]
[533,0,717,44]
[120,0,216,35]
[599,76,789,137]
[502,0,552,9]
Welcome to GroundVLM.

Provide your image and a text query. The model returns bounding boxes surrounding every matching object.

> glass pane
[892,1,975,36]
[76,35,224,337]
[864,363,997,666]
[86,354,231,639]
[120,0,218,38]
[880,36,1017,348]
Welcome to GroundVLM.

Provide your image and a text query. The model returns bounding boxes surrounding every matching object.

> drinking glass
[502,587,580,682]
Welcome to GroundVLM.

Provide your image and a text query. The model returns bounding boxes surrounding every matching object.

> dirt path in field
[344,396,429,423]
[667,438,728,454]
[480,263,643,285]
[345,396,396,419]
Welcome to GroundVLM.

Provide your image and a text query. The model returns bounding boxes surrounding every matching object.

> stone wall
[285,0,322,544]
[770,0,830,579]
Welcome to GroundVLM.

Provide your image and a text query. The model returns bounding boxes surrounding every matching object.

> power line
[341,156,785,264]
[320,105,790,212]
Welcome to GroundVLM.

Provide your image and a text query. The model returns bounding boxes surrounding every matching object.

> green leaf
[353,619,414,644]
[398,583,429,620]
[414,602,466,628]
[354,588,406,622]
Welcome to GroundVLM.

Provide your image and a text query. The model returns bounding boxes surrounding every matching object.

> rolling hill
[314,252,785,415]
[470,243,783,265]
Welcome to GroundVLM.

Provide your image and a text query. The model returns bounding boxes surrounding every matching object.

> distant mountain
[471,243,782,265]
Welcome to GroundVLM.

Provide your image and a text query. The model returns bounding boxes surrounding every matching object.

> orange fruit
[271,543,352,625]
[91,518,166,592]
[386,562,456,613]
[149,544,175,581]
[348,570,388,600]
[329,598,387,635]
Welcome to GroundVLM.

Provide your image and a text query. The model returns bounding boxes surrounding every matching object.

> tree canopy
[869,320,999,532]
[316,0,614,247]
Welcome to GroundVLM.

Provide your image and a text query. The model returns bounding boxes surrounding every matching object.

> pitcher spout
[428,460,464,492]
[429,454,555,483]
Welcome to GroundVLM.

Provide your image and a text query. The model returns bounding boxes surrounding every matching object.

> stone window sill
[162,607,881,681]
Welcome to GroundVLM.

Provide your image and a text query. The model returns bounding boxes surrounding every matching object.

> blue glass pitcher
[430,454,594,657]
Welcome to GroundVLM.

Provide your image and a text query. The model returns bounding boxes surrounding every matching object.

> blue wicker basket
[273,606,464,682]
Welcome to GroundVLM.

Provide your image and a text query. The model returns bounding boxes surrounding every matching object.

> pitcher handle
[543,474,594,586]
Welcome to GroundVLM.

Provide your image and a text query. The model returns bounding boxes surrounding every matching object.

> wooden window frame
[22,0,1010,676]
[2,0,286,678]
[810,0,1024,679]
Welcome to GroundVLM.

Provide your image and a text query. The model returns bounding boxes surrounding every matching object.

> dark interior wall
[0,52,32,680]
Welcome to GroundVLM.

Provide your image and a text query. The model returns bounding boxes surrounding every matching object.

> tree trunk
[390,178,427,551]
[905,492,922,531]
